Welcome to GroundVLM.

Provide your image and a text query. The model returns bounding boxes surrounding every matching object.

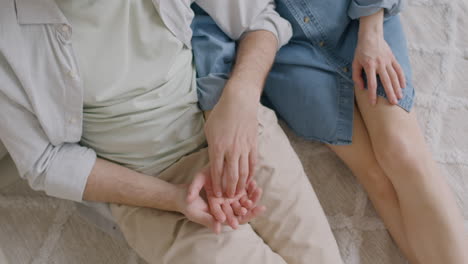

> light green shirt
[56,0,206,175]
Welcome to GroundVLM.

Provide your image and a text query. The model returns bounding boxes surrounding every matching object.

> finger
[247,180,257,196]
[236,154,249,195]
[214,221,222,235]
[238,205,267,225]
[247,147,257,184]
[365,64,378,105]
[209,147,224,198]
[379,68,398,105]
[240,196,253,209]
[209,201,226,223]
[232,201,247,216]
[203,174,215,197]
[250,187,263,206]
[392,59,406,89]
[194,211,218,233]
[225,155,239,198]
[387,65,402,100]
[222,201,239,229]
[352,61,365,90]
[187,170,207,203]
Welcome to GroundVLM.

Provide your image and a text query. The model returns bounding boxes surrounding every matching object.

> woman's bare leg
[328,105,420,264]
[354,87,467,264]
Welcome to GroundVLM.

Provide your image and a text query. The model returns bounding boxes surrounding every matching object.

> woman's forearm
[83,158,183,212]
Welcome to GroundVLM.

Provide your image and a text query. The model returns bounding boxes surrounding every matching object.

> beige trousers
[110,106,343,264]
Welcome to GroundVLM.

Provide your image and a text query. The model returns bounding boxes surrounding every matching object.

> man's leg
[354,87,468,264]
[248,106,344,264]
[110,149,287,264]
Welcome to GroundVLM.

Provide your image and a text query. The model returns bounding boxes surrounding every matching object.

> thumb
[187,170,207,203]
[194,211,219,234]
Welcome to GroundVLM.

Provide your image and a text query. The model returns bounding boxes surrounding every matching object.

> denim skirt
[261,1,415,145]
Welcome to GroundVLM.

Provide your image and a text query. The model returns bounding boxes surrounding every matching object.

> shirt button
[61,25,70,33]
[319,41,325,47]
[303,16,310,23]
[343,67,349,73]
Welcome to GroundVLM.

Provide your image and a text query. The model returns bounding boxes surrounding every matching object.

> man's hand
[353,9,406,106]
[204,86,259,199]
[187,165,266,230]
[203,30,277,198]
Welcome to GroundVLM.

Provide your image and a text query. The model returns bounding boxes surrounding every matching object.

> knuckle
[212,143,225,153]
[363,59,373,68]
[239,169,249,180]
[225,149,238,160]
[228,173,239,181]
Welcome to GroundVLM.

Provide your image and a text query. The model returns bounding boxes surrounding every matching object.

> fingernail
[216,192,222,198]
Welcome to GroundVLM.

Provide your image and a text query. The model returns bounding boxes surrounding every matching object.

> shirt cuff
[348,0,403,20]
[197,74,228,111]
[41,143,97,202]
[242,4,293,50]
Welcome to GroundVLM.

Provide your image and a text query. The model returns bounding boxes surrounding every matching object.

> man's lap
[110,105,342,264]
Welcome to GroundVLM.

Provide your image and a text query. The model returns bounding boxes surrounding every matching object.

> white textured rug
[0,0,467,263]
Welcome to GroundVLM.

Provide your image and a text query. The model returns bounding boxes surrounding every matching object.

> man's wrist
[171,184,187,214]
[222,79,262,107]
[145,179,185,214]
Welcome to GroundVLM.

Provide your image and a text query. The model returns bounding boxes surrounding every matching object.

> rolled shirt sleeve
[348,0,404,20]
[0,61,96,202]
[195,0,292,50]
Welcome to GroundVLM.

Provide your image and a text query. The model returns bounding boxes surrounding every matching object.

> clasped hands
[176,84,264,234]
[177,164,265,234]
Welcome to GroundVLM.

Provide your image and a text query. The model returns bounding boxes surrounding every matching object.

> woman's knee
[372,131,427,179]
[356,162,396,202]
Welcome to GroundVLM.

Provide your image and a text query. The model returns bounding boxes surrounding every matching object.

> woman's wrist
[358,9,384,39]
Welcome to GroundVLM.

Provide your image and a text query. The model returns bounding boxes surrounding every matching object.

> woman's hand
[353,9,406,106]
[176,182,222,234]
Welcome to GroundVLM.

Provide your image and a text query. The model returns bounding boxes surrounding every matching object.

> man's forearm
[83,158,182,212]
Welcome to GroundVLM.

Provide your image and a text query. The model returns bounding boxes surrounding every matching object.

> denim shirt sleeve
[0,56,96,203]
[191,5,236,111]
[348,0,404,20]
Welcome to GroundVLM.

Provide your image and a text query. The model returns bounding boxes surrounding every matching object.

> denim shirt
[193,0,404,111]
[0,0,292,202]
